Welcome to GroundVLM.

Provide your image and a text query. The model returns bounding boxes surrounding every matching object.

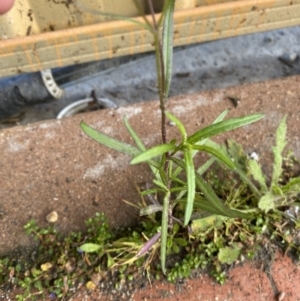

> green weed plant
[79,0,300,278]
[80,0,300,279]
[80,0,264,274]
[1,1,300,300]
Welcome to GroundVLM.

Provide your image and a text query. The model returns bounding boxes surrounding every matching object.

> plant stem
[153,31,167,143]
[148,0,174,273]
[147,0,157,29]
[155,37,167,144]
[147,1,168,144]
[161,190,170,274]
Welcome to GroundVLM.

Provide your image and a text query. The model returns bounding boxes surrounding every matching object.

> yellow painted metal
[0,0,146,38]
[0,0,299,77]
[196,0,240,5]
[175,0,196,10]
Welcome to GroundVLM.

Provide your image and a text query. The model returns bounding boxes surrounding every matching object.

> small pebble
[41,262,53,271]
[65,258,76,273]
[86,281,96,290]
[249,152,259,161]
[278,53,298,67]
[175,71,190,78]
[227,96,240,107]
[282,53,298,62]
[46,211,58,223]
[91,273,102,285]
[263,36,272,43]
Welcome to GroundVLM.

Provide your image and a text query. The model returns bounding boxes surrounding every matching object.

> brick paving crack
[261,247,279,298]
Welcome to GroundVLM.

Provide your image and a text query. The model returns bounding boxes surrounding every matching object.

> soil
[2,75,300,300]
[4,250,298,300]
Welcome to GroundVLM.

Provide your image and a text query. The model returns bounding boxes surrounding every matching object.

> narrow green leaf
[81,121,140,157]
[214,109,230,123]
[184,148,196,226]
[79,243,101,253]
[195,174,251,219]
[140,204,162,216]
[154,35,164,103]
[76,1,154,32]
[124,115,163,179]
[175,190,187,204]
[190,144,235,170]
[248,160,268,192]
[170,156,192,202]
[123,115,146,151]
[272,184,284,196]
[193,196,229,215]
[140,188,163,196]
[162,0,175,98]
[132,0,155,30]
[187,113,264,144]
[170,176,186,187]
[282,177,300,193]
[158,154,168,185]
[197,157,215,175]
[168,158,173,178]
[171,159,186,180]
[161,191,170,274]
[130,143,176,165]
[153,179,168,192]
[166,111,187,142]
[169,186,187,193]
[271,116,287,186]
[196,109,230,147]
[172,109,229,178]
